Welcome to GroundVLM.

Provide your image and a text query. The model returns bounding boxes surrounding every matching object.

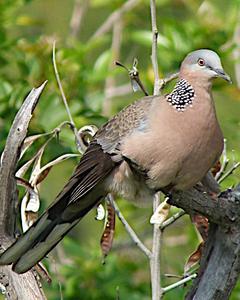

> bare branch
[109,195,152,259]
[167,186,240,299]
[150,194,163,300]
[162,273,197,294]
[52,42,85,154]
[160,210,186,230]
[218,162,240,184]
[215,139,229,181]
[90,0,139,41]
[69,0,89,39]
[0,82,47,299]
[150,0,160,96]
[159,72,179,90]
[0,81,47,236]
[149,1,163,298]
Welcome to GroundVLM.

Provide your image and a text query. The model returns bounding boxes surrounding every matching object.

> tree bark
[168,186,240,300]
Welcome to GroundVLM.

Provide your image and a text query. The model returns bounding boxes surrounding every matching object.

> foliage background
[0,0,240,299]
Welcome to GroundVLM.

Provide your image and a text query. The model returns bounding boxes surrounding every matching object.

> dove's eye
[198,58,205,66]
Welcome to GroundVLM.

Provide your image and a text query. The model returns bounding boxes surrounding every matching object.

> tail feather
[12,218,79,273]
[0,141,116,273]
[0,191,102,273]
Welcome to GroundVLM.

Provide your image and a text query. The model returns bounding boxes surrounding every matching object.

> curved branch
[168,185,240,300]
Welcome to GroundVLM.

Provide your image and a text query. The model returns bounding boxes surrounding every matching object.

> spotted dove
[0,49,231,273]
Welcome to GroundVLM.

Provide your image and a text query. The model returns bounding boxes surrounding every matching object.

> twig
[150,193,163,300]
[159,72,179,90]
[109,195,152,259]
[90,0,139,40]
[116,59,149,96]
[218,162,240,184]
[52,41,85,154]
[150,0,160,96]
[150,1,163,299]
[164,274,182,279]
[162,274,197,294]
[160,210,186,230]
[69,0,89,39]
[215,139,229,181]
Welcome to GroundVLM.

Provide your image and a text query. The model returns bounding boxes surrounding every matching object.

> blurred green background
[0,0,240,299]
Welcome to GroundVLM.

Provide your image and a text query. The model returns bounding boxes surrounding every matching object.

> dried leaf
[34,262,52,284]
[32,153,79,186]
[16,137,53,178]
[35,167,52,185]
[20,132,52,159]
[16,156,36,178]
[78,125,98,149]
[21,193,30,232]
[131,78,141,92]
[150,198,171,225]
[16,177,34,192]
[192,214,209,241]
[100,202,115,261]
[25,188,40,212]
[29,147,45,185]
[184,242,203,275]
[211,160,221,177]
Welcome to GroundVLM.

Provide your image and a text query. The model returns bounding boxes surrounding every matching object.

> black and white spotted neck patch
[166,79,195,112]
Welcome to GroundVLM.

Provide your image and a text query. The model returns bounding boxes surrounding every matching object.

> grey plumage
[0,49,231,273]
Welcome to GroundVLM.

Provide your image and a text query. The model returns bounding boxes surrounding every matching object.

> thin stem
[90,0,139,41]
[69,0,89,39]
[150,0,160,96]
[150,0,163,299]
[161,210,186,230]
[52,41,85,154]
[218,162,240,184]
[109,195,152,259]
[159,72,179,90]
[162,274,197,294]
[215,139,229,181]
[150,194,163,300]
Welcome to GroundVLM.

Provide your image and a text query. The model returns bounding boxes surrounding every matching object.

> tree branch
[0,81,47,236]
[162,273,197,294]
[90,0,139,41]
[109,195,152,259]
[160,210,185,230]
[69,0,89,39]
[168,185,240,299]
[0,82,47,299]
[150,0,160,96]
[150,1,163,299]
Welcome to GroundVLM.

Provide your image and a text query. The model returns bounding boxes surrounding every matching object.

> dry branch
[90,0,139,40]
[0,82,47,299]
[168,186,240,299]
[150,1,163,299]
[109,195,152,259]
[69,0,89,38]
[52,42,85,154]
